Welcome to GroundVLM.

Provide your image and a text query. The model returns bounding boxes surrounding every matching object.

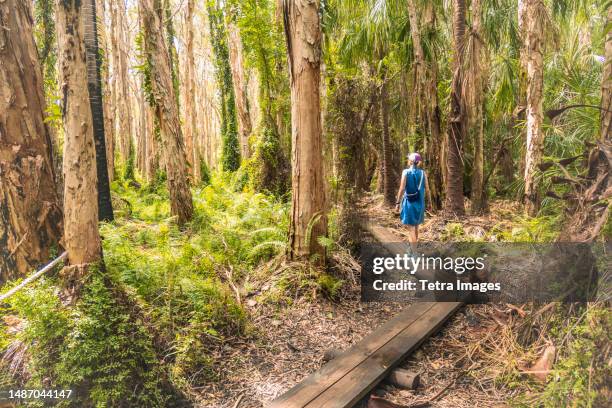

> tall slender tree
[83,0,114,221]
[522,0,545,216]
[208,0,241,172]
[226,4,253,159]
[56,0,103,266]
[182,0,198,178]
[110,0,134,174]
[139,0,194,225]
[380,68,395,206]
[99,0,115,183]
[0,0,63,281]
[283,0,327,260]
[445,0,468,215]
[467,0,487,213]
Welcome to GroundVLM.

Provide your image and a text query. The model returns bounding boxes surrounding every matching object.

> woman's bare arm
[396,173,406,205]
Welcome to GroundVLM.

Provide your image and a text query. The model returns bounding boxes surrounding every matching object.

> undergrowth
[0,173,293,406]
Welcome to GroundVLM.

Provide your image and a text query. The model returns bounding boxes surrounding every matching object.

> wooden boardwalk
[267,301,461,408]
[268,223,463,408]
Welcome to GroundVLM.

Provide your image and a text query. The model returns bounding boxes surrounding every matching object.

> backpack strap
[417,169,424,191]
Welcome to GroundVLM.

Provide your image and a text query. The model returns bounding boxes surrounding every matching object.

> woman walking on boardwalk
[395,153,426,252]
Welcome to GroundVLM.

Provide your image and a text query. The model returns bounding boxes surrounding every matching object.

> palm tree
[522,0,546,216]
[601,5,612,138]
[445,0,467,216]
[334,0,406,206]
[83,0,114,221]
[466,0,487,213]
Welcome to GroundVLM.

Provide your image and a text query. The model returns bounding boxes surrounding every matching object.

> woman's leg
[408,225,418,254]
[415,225,419,242]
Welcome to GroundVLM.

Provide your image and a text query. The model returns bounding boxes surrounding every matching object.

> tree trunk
[163,0,180,105]
[183,0,197,179]
[208,1,241,172]
[523,0,545,216]
[380,78,395,206]
[0,0,63,281]
[601,5,612,139]
[226,13,253,159]
[99,0,115,183]
[468,0,486,213]
[110,0,133,170]
[283,0,327,261]
[57,0,102,265]
[140,0,193,225]
[445,0,467,216]
[83,0,113,221]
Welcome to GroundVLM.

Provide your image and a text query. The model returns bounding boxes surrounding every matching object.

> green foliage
[512,305,612,407]
[231,0,291,189]
[441,222,466,240]
[503,214,562,242]
[55,270,168,407]
[208,0,241,172]
[124,142,135,181]
[199,160,212,186]
[0,270,173,407]
[134,30,154,107]
[246,126,290,196]
[541,306,611,407]
[1,175,289,403]
[33,0,56,89]
[317,274,344,300]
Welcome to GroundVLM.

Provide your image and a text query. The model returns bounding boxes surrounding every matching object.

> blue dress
[400,166,425,226]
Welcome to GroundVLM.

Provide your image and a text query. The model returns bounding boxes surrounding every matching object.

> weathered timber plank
[266,302,436,408]
[304,302,462,408]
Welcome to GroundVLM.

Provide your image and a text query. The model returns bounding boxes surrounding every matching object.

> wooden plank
[267,302,436,408]
[304,302,462,408]
[268,222,464,407]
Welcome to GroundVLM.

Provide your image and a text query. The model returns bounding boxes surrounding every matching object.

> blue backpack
[405,169,424,203]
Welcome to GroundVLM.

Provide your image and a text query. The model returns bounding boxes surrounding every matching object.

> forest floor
[194,276,406,407]
[195,194,531,407]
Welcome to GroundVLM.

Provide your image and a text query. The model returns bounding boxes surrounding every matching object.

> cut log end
[386,368,420,390]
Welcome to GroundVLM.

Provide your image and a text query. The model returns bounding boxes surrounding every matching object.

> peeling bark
[283,0,327,260]
[523,0,545,216]
[0,0,63,281]
[56,0,102,265]
[183,0,197,179]
[140,0,193,225]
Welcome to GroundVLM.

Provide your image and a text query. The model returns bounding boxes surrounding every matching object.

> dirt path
[196,194,521,407]
[194,282,407,407]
